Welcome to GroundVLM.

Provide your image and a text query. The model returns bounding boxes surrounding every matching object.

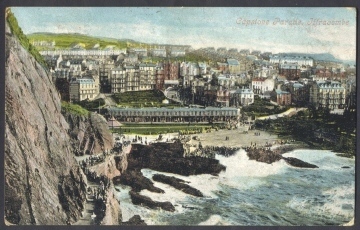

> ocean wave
[198,215,231,225]
[216,150,288,189]
[286,184,355,222]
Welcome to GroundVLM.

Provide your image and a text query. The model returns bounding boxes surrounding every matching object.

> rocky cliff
[5,17,87,224]
[64,112,113,156]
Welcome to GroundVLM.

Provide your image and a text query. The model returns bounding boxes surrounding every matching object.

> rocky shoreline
[245,145,319,168]
[113,141,226,212]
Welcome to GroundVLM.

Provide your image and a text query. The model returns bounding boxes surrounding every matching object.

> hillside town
[5,7,356,227]
[37,40,356,120]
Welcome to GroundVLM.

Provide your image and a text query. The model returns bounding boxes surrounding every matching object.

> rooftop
[227,59,240,65]
[234,88,253,94]
[108,106,239,112]
[275,89,290,95]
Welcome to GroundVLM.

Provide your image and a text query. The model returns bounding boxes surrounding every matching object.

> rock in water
[129,191,175,212]
[114,170,164,193]
[283,157,319,168]
[152,174,203,197]
[245,147,318,168]
[122,215,147,226]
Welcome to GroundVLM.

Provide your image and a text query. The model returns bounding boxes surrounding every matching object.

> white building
[309,80,346,110]
[231,88,254,106]
[269,55,314,66]
[218,75,235,88]
[171,49,186,57]
[151,49,167,57]
[251,77,275,94]
[139,63,156,90]
[180,62,200,76]
[39,48,127,56]
[131,48,148,57]
[198,62,207,75]
[70,77,99,101]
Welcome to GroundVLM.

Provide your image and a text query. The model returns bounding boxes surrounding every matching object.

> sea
[115,149,355,226]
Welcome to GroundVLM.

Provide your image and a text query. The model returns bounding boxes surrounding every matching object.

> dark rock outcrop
[5,19,86,224]
[245,147,318,168]
[129,191,175,212]
[246,147,282,164]
[152,174,203,197]
[127,141,226,176]
[282,157,319,168]
[114,170,164,194]
[122,215,147,226]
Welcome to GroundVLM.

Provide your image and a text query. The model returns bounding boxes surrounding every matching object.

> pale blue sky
[11,7,356,61]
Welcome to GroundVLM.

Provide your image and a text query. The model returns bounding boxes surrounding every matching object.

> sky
[11,7,357,61]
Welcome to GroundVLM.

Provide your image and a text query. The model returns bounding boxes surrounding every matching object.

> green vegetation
[112,90,181,108]
[61,101,89,116]
[255,108,356,157]
[183,52,208,62]
[139,52,208,63]
[73,98,105,111]
[242,96,290,117]
[111,123,214,135]
[6,9,48,68]
[27,33,133,50]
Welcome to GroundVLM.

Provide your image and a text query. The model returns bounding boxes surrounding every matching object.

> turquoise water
[115,149,355,226]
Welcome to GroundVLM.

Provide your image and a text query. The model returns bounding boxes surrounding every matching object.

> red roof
[252,77,266,82]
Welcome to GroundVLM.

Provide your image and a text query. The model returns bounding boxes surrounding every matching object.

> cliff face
[64,112,114,156]
[5,20,87,225]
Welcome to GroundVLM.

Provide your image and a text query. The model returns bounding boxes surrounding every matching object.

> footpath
[256,107,306,120]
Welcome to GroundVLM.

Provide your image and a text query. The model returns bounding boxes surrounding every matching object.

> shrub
[61,101,89,116]
[6,9,48,68]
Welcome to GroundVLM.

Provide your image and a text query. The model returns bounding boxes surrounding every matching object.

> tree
[210,74,219,86]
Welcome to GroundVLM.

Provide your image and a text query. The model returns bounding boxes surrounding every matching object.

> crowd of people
[184,145,241,158]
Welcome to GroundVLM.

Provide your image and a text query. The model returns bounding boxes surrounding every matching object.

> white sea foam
[114,185,162,224]
[286,184,355,220]
[216,150,288,189]
[198,215,231,225]
[283,149,355,171]
[321,185,355,216]
[117,149,354,225]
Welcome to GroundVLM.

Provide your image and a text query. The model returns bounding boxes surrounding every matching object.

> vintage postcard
[4,7,356,227]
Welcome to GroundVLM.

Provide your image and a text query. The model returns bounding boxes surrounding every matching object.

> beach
[115,128,281,149]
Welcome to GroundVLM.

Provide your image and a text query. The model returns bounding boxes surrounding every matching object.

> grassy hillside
[27,33,139,50]
[6,9,48,68]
